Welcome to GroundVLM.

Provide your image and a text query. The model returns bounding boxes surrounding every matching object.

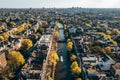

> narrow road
[54,23,71,80]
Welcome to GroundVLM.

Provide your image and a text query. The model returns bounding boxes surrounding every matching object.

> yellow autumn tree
[71,61,78,69]
[10,21,16,26]
[0,35,4,41]
[90,46,105,53]
[106,30,111,35]
[54,31,59,40]
[49,51,59,66]
[63,24,67,30]
[8,51,25,67]
[2,32,9,40]
[86,23,92,27]
[105,46,111,54]
[67,44,73,51]
[51,51,59,61]
[71,54,77,61]
[67,41,73,51]
[65,32,68,37]
[43,21,48,27]
[20,39,33,51]
[67,41,73,46]
[67,39,71,43]
[76,78,82,80]
[110,39,118,46]
[56,22,60,29]
[48,77,53,80]
[112,29,120,35]
[71,61,81,75]
[99,32,106,37]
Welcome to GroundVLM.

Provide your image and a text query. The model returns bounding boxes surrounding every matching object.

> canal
[54,23,71,80]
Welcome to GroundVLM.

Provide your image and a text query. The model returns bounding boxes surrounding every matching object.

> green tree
[37,27,44,34]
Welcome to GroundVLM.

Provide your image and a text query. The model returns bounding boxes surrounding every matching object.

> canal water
[54,23,71,80]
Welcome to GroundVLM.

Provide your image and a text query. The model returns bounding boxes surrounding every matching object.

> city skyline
[0,0,120,8]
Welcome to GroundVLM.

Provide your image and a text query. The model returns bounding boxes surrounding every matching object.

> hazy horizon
[0,0,120,8]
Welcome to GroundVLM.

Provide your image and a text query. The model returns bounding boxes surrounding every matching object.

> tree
[2,32,9,40]
[70,54,77,61]
[86,23,92,27]
[0,35,4,41]
[67,44,73,51]
[42,21,48,27]
[111,39,118,46]
[48,77,53,80]
[8,51,25,68]
[99,32,106,37]
[65,32,68,37]
[54,31,59,40]
[90,46,105,53]
[112,29,120,36]
[76,78,82,80]
[49,51,59,66]
[71,61,78,69]
[20,39,33,51]
[37,27,44,34]
[63,24,67,30]
[56,22,60,29]
[67,39,71,43]
[105,46,111,54]
[67,41,73,51]
[71,61,81,75]
[10,21,16,26]
[67,41,73,46]
[51,51,59,61]
[106,30,111,35]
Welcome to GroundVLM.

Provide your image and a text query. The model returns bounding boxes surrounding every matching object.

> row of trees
[47,22,60,80]
[66,38,82,80]
[0,23,32,41]
[67,39,73,51]
[90,46,112,55]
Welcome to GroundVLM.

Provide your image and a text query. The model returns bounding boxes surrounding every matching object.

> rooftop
[113,63,120,69]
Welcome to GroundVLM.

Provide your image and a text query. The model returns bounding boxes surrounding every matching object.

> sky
[0,0,120,8]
